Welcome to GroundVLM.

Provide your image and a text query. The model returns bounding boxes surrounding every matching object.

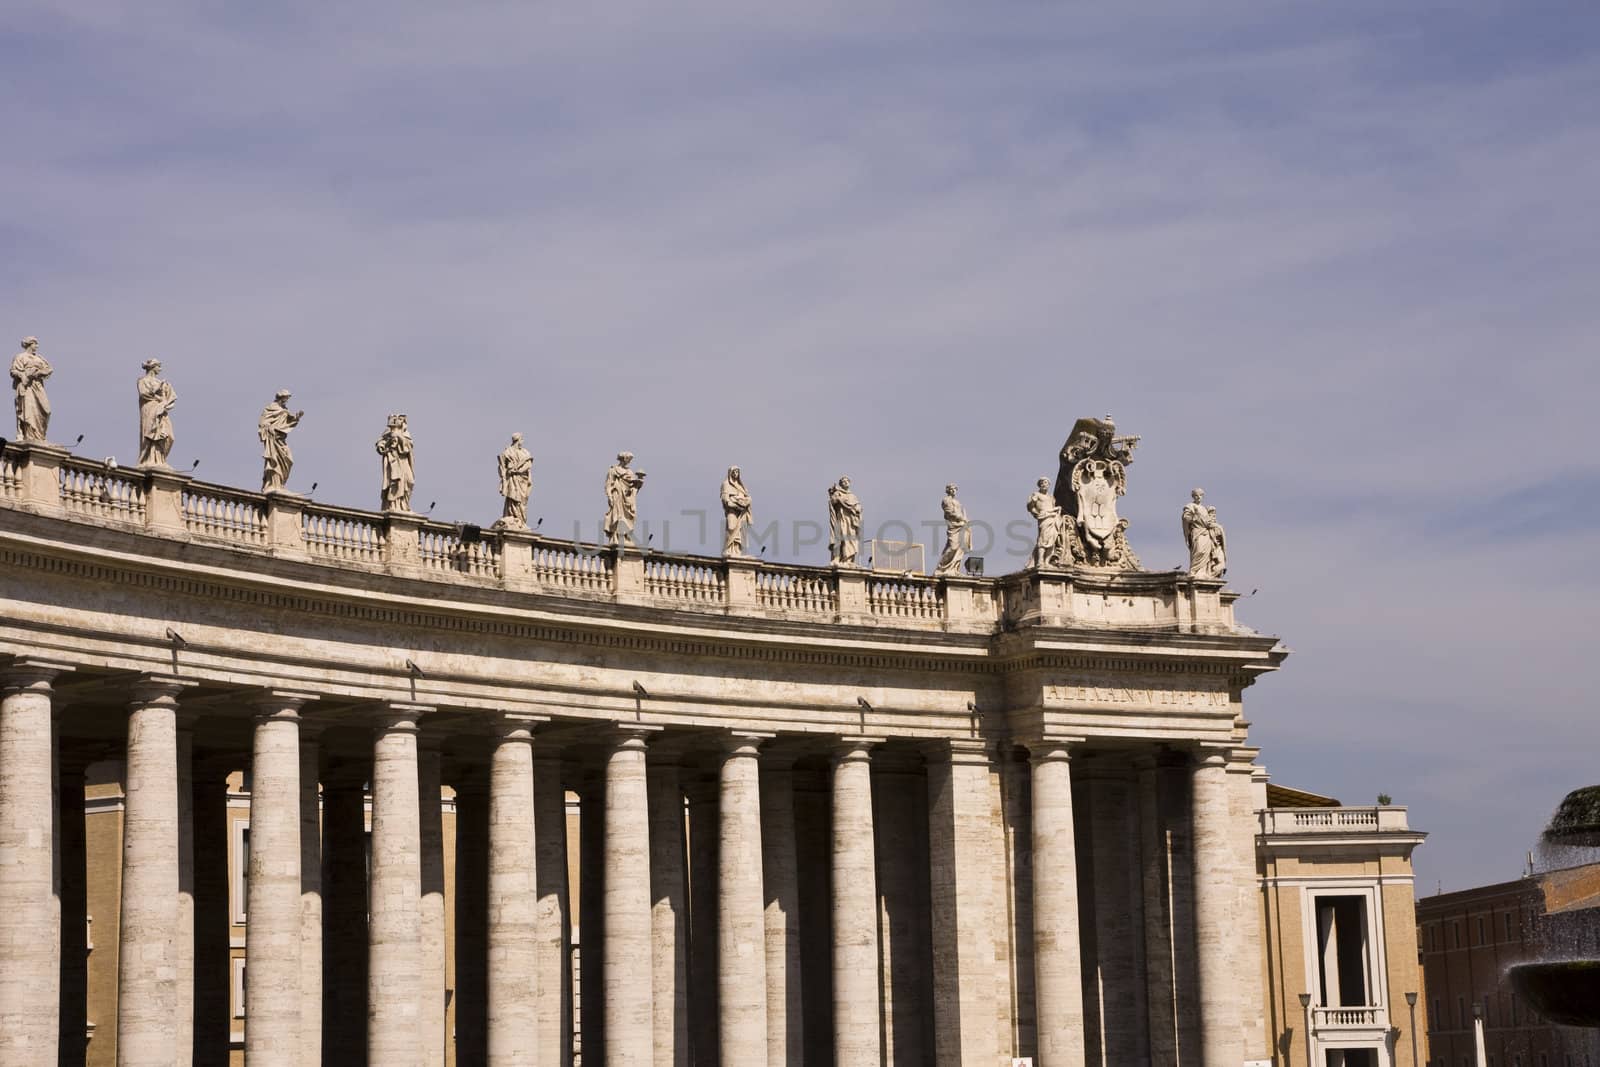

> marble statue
[1052,413,1141,570]
[496,433,533,529]
[934,483,969,576]
[828,477,862,566]
[602,452,646,547]
[720,466,753,556]
[375,414,415,513]
[1028,477,1066,568]
[1181,488,1227,579]
[258,390,304,493]
[136,360,177,467]
[10,337,52,443]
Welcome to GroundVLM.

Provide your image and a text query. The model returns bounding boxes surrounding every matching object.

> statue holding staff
[496,433,533,529]
[720,466,753,556]
[258,390,303,492]
[136,359,177,467]
[1028,477,1064,568]
[934,483,969,575]
[11,337,52,443]
[1181,487,1227,579]
[375,414,415,512]
[828,476,862,566]
[602,451,646,546]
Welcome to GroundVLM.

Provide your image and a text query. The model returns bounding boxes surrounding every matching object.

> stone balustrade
[0,443,1243,636]
[1259,806,1411,835]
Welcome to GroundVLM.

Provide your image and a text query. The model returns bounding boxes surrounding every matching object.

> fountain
[1507,785,1600,1027]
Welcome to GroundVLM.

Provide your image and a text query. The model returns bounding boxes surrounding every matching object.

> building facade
[0,438,1293,1067]
[1417,867,1600,1067]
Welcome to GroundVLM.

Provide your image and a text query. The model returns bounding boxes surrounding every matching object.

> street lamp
[1405,992,1420,1067]
[1300,992,1313,1066]
[1473,1002,1487,1067]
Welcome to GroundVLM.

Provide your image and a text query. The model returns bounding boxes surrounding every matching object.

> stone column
[175,723,196,1067]
[717,736,769,1065]
[1084,762,1147,1064]
[486,720,537,1063]
[648,752,689,1067]
[875,753,934,1067]
[1191,749,1243,1066]
[759,754,803,1067]
[322,766,369,1065]
[603,731,655,1064]
[452,763,490,1067]
[1159,754,1202,1065]
[685,776,718,1067]
[1029,741,1086,1067]
[58,753,89,1067]
[118,674,192,1067]
[192,760,233,1067]
[1229,751,1268,1061]
[830,738,881,1067]
[927,740,998,1067]
[368,707,428,1067]
[244,691,311,1067]
[1137,757,1178,1066]
[0,661,67,1067]
[532,745,572,1064]
[299,729,324,1067]
[418,737,447,1067]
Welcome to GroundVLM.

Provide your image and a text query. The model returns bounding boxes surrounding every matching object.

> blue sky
[5,0,1598,892]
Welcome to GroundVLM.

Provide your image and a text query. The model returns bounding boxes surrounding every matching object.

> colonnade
[0,660,1267,1066]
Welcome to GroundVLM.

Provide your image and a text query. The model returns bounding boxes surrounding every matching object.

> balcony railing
[1260,807,1412,834]
[1313,1005,1386,1029]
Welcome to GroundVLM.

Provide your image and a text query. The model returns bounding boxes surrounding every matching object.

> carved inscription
[1044,683,1230,710]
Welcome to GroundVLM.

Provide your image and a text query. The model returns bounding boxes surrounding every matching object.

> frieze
[1044,682,1232,710]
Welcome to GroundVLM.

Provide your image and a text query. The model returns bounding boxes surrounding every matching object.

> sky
[4,0,1598,894]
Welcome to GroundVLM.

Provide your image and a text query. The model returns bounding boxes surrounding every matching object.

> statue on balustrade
[10,337,52,443]
[496,433,533,529]
[1028,477,1073,568]
[602,451,646,547]
[1181,487,1227,579]
[1052,413,1142,570]
[720,466,753,556]
[934,483,969,576]
[375,414,415,512]
[136,360,176,467]
[258,390,304,493]
[828,476,862,566]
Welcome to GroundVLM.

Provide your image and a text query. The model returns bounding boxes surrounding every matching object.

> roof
[1266,783,1341,808]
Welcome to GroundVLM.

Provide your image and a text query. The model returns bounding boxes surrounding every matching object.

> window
[1512,993,1519,1026]
[1484,1000,1492,1026]
[1505,912,1514,940]
[232,957,246,1018]
[230,822,251,925]
[1458,996,1467,1027]
[1313,895,1373,1008]
[1478,916,1487,944]
[1454,921,1462,948]
[1433,998,1442,1029]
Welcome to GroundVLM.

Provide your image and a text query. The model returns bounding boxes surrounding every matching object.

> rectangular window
[230,822,251,925]
[1314,894,1373,1008]
[1433,998,1441,1029]
[1454,921,1462,948]
[1512,993,1519,1026]
[1478,916,1487,944]
[1505,912,1514,940]
[1458,996,1467,1027]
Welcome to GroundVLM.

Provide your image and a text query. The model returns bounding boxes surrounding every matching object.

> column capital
[604,723,663,753]
[0,657,74,693]
[1192,745,1230,770]
[1024,735,1085,764]
[368,702,435,733]
[128,672,198,708]
[248,688,319,722]
[924,736,996,767]
[717,731,774,759]
[829,736,885,764]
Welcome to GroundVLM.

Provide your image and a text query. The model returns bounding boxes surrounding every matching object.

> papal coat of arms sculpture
[1032,413,1144,570]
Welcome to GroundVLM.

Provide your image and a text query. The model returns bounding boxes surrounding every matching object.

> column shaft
[59,759,88,1067]
[717,740,768,1065]
[1086,767,1148,1064]
[368,712,424,1066]
[1191,751,1243,1065]
[418,742,447,1067]
[602,733,654,1064]
[1031,744,1086,1067]
[452,769,489,1067]
[118,678,186,1067]
[759,759,803,1067]
[322,777,369,1065]
[533,750,572,1064]
[487,725,537,1063]
[300,734,323,1067]
[830,741,880,1067]
[243,697,305,1067]
[648,756,689,1067]
[1230,759,1268,1060]
[0,664,64,1067]
[928,742,998,1066]
[1139,761,1178,1065]
[175,729,195,1067]
[1160,758,1202,1065]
